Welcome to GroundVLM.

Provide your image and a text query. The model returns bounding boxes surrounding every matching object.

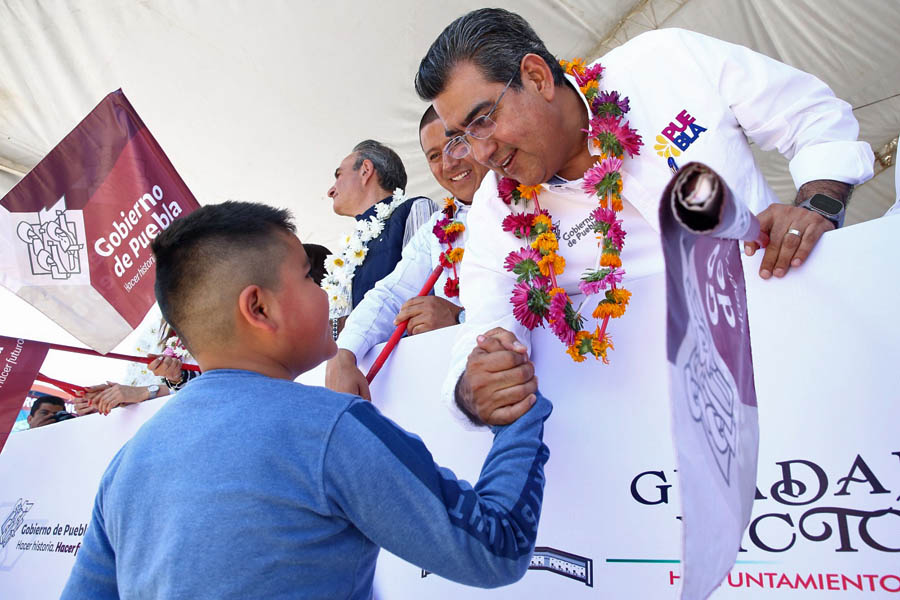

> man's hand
[148,354,184,383]
[325,349,372,401]
[456,327,537,427]
[394,296,463,336]
[744,180,849,279]
[87,382,149,415]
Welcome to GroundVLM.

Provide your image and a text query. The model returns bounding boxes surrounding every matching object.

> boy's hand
[325,349,372,401]
[394,296,463,336]
[456,328,537,426]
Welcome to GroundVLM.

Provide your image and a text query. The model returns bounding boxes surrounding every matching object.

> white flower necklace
[322,188,409,319]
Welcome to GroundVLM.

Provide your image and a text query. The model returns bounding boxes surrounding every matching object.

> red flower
[497,177,519,204]
[439,251,453,269]
[432,218,451,244]
[444,277,460,298]
[501,213,536,238]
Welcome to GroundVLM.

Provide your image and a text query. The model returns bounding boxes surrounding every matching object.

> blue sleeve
[60,492,119,599]
[322,393,552,588]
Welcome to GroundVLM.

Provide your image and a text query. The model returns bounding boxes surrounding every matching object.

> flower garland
[500,58,642,363]
[322,188,409,318]
[433,197,466,297]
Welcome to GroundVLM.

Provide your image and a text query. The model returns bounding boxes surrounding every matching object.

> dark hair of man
[352,139,407,192]
[31,395,65,416]
[415,8,567,101]
[302,243,331,286]
[418,105,441,152]
[151,201,296,353]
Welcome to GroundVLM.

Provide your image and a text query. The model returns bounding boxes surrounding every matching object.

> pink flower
[548,292,577,345]
[511,282,548,330]
[602,268,624,288]
[503,247,542,272]
[591,207,618,225]
[618,120,643,157]
[579,279,605,296]
[606,221,626,250]
[592,90,630,116]
[501,213,535,238]
[498,177,519,204]
[576,63,604,86]
[582,157,623,196]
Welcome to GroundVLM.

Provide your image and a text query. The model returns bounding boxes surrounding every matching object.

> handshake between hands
[456,327,538,427]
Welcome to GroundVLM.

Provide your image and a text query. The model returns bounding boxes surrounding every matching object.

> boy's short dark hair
[31,395,66,416]
[151,201,296,352]
[302,243,331,286]
[415,8,566,102]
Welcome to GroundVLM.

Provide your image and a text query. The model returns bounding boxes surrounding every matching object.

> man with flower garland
[324,139,437,332]
[414,8,874,427]
[326,107,488,399]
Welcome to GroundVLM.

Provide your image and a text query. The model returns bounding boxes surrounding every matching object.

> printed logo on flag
[15,198,86,281]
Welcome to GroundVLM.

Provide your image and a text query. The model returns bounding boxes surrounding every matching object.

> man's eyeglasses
[443,74,515,160]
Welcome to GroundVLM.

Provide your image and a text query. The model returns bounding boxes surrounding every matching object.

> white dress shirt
[338,204,469,360]
[442,27,875,426]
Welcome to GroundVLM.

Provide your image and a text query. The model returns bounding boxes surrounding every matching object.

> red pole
[43,341,201,371]
[35,373,86,395]
[365,264,445,384]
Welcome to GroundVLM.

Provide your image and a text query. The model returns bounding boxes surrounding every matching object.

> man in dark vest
[326,140,436,334]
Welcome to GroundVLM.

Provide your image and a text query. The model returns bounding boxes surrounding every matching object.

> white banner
[0,217,897,598]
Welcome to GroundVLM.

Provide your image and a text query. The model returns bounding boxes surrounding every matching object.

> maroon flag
[0,90,199,352]
[659,163,760,599]
[0,337,49,453]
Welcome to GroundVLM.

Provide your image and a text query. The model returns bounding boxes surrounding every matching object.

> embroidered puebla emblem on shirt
[654,109,707,173]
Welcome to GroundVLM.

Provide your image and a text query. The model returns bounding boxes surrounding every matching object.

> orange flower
[611,195,623,212]
[538,253,566,277]
[591,329,613,364]
[443,197,457,210]
[582,80,599,95]
[531,232,559,254]
[593,301,626,320]
[516,184,545,201]
[447,247,465,263]
[533,214,553,231]
[610,288,632,306]
[445,222,466,235]
[566,330,591,362]
[563,57,586,75]
[549,286,566,297]
[600,252,622,268]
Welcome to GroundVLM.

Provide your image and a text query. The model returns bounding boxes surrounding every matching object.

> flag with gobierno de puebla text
[0,90,200,353]
[0,336,49,454]
[659,162,760,600]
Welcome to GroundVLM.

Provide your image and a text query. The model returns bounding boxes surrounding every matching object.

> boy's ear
[237,285,278,333]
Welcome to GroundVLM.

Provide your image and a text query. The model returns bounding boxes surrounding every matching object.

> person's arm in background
[324,330,550,587]
[675,28,873,277]
[327,212,453,400]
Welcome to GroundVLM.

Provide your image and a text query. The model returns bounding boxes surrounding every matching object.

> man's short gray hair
[352,140,407,192]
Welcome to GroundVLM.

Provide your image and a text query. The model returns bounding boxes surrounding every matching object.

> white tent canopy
[2,0,897,247]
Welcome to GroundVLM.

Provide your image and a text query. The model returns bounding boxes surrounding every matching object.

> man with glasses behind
[415,8,874,428]
[325,107,488,399]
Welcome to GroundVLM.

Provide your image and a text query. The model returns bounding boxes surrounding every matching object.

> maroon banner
[0,90,199,352]
[0,337,49,453]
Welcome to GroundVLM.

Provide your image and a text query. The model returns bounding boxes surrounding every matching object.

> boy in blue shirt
[62,201,551,599]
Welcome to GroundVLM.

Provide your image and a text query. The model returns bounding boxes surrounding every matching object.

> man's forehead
[434,61,497,132]
[419,119,447,153]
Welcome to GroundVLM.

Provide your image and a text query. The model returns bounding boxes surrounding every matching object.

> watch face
[809,194,843,216]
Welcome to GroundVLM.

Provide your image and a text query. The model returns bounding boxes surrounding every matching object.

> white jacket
[442,28,875,425]
[338,204,468,360]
